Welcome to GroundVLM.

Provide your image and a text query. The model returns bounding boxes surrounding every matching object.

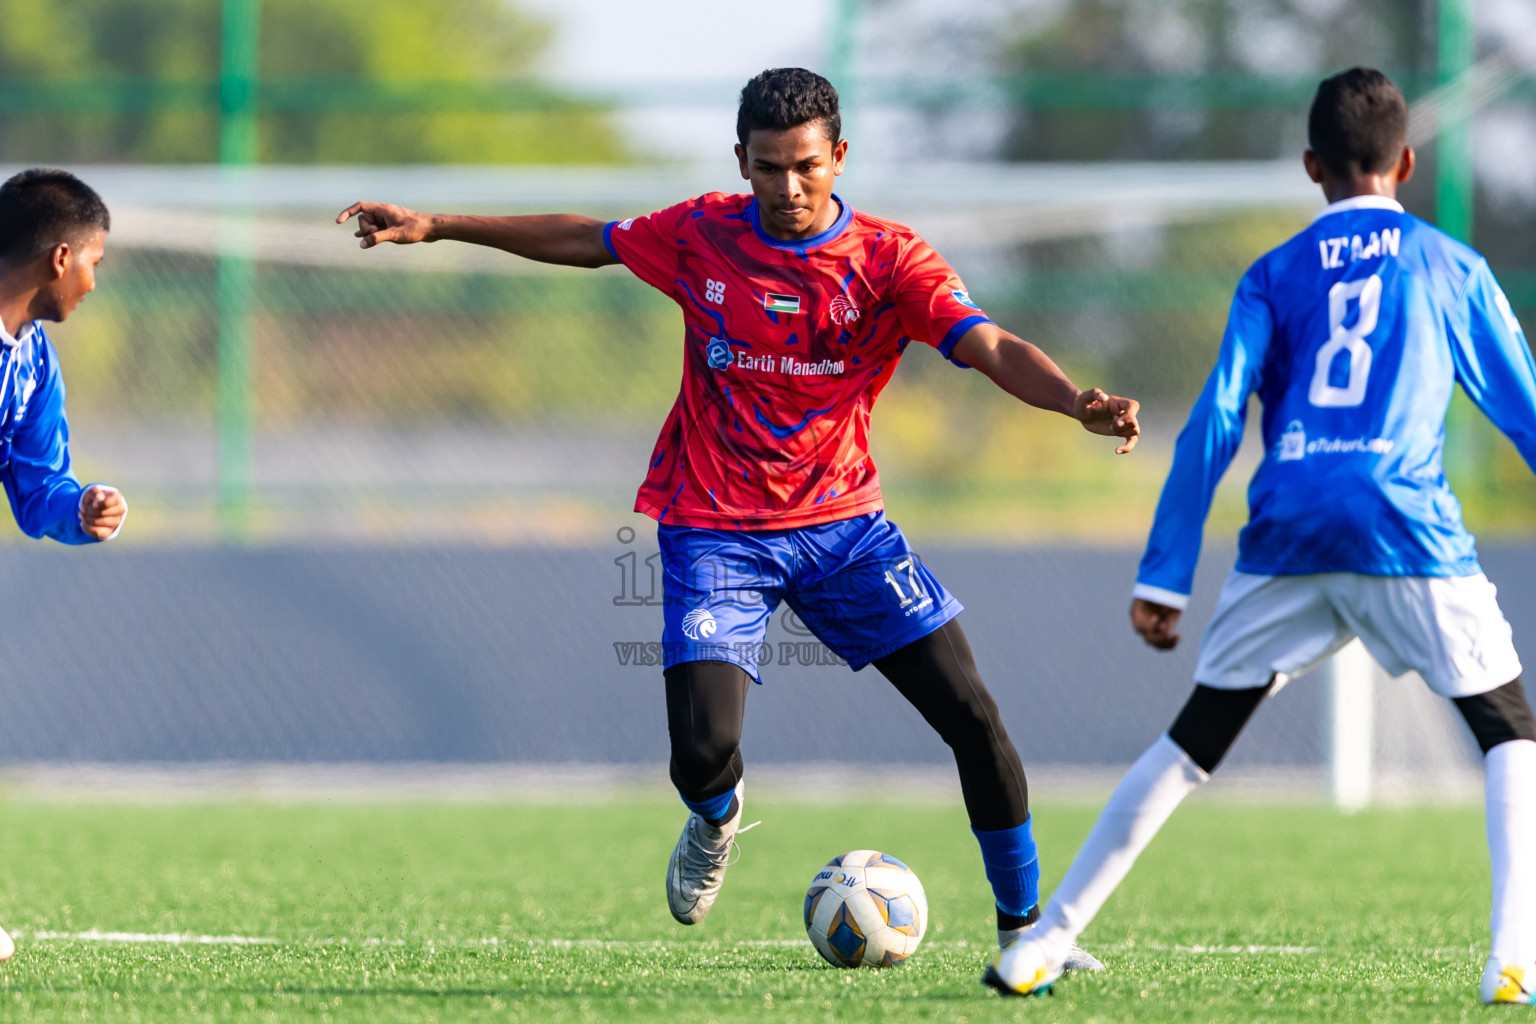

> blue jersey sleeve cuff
[938,315,991,366]
[602,221,623,264]
[1132,582,1190,611]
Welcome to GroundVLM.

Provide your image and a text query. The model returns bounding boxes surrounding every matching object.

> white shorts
[1194,571,1523,698]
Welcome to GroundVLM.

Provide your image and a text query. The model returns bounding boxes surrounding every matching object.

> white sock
[1488,739,1536,968]
[1034,734,1208,958]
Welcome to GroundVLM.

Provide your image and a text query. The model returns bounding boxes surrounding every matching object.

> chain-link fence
[42,163,1534,547]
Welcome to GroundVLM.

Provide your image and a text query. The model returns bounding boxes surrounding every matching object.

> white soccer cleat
[983,930,1067,996]
[1482,956,1536,1005]
[999,925,1104,972]
[666,780,749,925]
[1064,944,1104,972]
[0,924,13,961]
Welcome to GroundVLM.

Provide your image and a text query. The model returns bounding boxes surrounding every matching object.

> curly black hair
[737,68,841,146]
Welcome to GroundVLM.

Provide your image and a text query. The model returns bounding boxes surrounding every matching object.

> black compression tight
[1454,677,1536,754]
[663,619,1029,832]
[664,660,750,804]
[1164,675,1536,776]
[873,619,1029,831]
[1167,682,1274,774]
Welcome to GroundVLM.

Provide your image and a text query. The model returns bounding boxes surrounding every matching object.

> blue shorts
[657,511,963,681]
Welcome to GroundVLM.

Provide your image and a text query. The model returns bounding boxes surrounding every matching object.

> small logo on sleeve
[764,293,802,315]
[952,289,981,310]
[1494,287,1525,337]
[618,218,636,230]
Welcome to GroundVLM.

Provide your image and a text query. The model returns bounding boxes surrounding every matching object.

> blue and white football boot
[666,780,754,925]
[1483,956,1536,1005]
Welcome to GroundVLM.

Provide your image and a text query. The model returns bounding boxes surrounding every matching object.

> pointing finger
[336,202,367,224]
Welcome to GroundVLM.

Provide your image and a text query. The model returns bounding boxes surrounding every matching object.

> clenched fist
[79,484,127,540]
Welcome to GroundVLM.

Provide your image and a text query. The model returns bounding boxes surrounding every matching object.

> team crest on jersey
[681,609,718,641]
[952,289,981,310]
[706,337,733,370]
[829,294,861,326]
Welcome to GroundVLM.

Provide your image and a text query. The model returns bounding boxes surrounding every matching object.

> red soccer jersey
[604,191,992,530]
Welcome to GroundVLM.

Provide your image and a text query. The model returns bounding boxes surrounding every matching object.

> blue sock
[681,788,734,823]
[972,817,1041,918]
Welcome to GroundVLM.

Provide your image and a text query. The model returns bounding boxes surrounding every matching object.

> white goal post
[1324,640,1376,811]
[1320,640,1484,809]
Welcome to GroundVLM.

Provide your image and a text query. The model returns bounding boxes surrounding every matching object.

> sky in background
[520,0,833,171]
[518,0,1536,205]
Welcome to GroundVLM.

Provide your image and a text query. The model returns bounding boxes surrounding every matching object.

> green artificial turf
[0,797,1498,1022]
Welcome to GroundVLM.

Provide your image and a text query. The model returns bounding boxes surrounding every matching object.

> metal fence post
[1436,0,1474,243]
[826,0,860,142]
[218,0,259,540]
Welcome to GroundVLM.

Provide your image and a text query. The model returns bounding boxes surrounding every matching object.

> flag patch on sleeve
[764,293,802,314]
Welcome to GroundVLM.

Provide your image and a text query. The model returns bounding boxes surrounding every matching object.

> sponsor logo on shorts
[681,608,718,641]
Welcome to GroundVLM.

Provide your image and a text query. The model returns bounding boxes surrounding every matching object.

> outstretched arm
[1451,261,1536,471]
[335,202,618,269]
[951,321,1141,453]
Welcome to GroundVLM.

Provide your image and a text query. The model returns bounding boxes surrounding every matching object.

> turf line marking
[18,931,276,946]
[22,933,1276,955]
[479,938,810,949]
[1103,941,1321,956]
[1177,944,1321,955]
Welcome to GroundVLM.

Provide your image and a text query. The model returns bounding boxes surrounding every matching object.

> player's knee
[934,685,1004,753]
[670,729,741,785]
[1454,678,1536,755]
[671,733,739,778]
[1167,683,1270,774]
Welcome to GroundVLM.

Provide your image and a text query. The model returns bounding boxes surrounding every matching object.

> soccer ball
[804,850,927,968]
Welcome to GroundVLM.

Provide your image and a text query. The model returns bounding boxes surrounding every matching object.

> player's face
[40,230,106,322]
[736,123,847,240]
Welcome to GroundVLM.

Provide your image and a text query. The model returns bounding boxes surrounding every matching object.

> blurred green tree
[1001,0,1432,162]
[0,0,624,163]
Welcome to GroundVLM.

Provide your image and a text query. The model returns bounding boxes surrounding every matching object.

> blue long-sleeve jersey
[1135,195,1536,609]
[0,320,101,545]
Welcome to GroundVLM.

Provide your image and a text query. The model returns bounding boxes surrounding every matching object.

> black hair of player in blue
[1307,68,1408,180]
[736,68,842,146]
[0,168,111,266]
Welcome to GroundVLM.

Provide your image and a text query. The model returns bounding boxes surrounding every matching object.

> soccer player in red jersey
[338,68,1139,968]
